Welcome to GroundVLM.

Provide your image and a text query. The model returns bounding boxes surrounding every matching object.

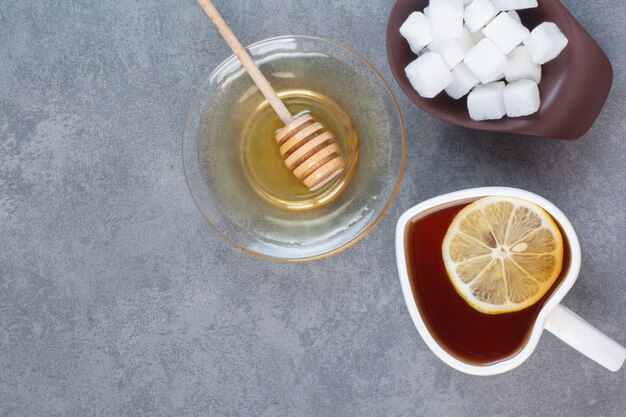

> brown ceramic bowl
[386,0,613,140]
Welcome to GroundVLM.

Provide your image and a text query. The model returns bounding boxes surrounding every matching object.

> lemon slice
[442,196,564,314]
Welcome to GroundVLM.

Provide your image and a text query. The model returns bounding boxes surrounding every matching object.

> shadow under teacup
[395,187,626,375]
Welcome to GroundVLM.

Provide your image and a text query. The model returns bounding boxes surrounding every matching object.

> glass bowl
[183,35,405,261]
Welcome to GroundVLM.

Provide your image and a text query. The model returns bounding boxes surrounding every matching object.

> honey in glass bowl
[183,35,405,261]
[242,89,357,210]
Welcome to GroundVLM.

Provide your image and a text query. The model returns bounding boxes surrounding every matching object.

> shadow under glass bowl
[386,0,613,140]
[183,35,406,262]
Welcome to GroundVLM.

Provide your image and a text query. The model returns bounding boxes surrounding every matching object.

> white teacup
[395,187,626,375]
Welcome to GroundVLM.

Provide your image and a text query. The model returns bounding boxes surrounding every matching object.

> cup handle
[545,304,626,371]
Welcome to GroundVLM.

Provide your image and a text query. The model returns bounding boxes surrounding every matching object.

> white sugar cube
[463,39,508,83]
[430,0,464,39]
[445,62,479,99]
[504,45,541,83]
[464,0,473,4]
[523,22,568,64]
[405,52,453,98]
[399,12,433,54]
[423,6,430,17]
[507,10,521,23]
[467,82,506,120]
[482,12,530,54]
[491,0,538,11]
[464,0,498,33]
[428,27,475,68]
[503,79,540,117]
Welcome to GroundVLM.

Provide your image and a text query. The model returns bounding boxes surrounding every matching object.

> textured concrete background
[1,0,625,416]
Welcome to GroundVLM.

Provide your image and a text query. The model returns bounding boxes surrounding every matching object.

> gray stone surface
[1,0,625,415]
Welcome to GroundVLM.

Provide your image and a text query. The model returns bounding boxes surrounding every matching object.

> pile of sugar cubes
[400,0,568,121]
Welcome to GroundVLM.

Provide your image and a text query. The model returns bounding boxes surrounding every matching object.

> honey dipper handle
[198,0,294,125]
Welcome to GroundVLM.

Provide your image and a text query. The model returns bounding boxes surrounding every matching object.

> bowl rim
[395,187,582,375]
[182,34,407,262]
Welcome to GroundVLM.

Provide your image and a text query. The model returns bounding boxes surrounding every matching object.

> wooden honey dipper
[198,0,344,190]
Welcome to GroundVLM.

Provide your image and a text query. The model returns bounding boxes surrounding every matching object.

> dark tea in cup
[404,199,570,364]
[397,188,625,374]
